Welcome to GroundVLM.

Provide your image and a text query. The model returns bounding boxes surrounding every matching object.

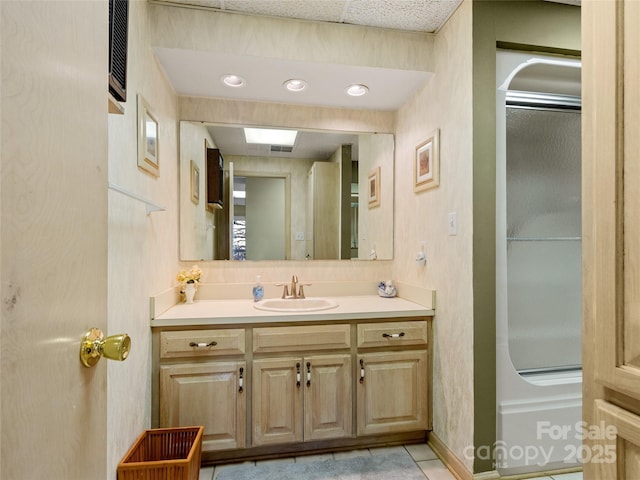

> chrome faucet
[290,275,298,298]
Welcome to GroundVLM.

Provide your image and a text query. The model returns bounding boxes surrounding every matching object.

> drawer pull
[306,361,311,387]
[359,359,365,384]
[189,341,217,348]
[382,332,405,339]
[296,362,301,388]
[239,367,244,393]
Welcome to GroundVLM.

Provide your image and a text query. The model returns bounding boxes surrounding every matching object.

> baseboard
[427,432,501,480]
[428,432,474,480]
[202,431,428,465]
[473,472,501,480]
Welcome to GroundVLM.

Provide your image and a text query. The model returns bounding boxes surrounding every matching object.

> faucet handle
[298,283,311,299]
[275,283,289,299]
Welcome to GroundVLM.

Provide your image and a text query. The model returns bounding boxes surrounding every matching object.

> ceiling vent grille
[270,145,293,153]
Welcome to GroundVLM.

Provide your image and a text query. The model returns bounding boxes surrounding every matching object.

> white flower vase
[184,283,197,304]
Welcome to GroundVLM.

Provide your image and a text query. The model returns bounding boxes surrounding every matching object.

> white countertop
[152,295,434,327]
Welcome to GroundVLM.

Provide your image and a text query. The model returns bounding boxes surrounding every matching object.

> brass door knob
[80,328,131,368]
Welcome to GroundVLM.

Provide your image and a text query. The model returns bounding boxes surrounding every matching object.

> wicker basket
[117,426,204,480]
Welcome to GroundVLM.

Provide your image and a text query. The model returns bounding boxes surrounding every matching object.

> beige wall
[179,121,216,260]
[106,1,179,478]
[359,134,395,261]
[150,2,435,73]
[393,0,474,470]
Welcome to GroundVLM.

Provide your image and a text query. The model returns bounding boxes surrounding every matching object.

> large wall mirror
[179,121,394,262]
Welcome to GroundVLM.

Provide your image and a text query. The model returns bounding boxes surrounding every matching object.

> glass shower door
[506,104,582,374]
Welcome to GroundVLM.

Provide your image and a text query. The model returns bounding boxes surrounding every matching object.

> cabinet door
[160,361,246,452]
[304,354,352,441]
[357,351,428,436]
[253,357,303,446]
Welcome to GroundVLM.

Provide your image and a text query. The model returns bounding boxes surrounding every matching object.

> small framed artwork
[190,160,199,204]
[137,94,159,177]
[414,128,440,193]
[368,166,381,208]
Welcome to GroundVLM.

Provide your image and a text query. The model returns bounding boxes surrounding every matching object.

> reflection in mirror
[179,121,394,261]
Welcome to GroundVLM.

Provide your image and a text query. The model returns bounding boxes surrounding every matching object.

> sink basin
[254,297,339,312]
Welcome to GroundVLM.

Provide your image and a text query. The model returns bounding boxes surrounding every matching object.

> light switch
[448,212,457,236]
[295,231,305,241]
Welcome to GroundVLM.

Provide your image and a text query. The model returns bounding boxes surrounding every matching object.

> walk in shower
[496,51,582,476]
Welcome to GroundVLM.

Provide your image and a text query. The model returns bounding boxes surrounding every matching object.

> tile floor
[197,443,584,480]
[529,473,583,480]
[198,443,453,480]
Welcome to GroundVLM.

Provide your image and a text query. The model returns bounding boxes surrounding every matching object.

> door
[160,362,246,451]
[583,0,640,477]
[357,351,428,436]
[253,358,303,446]
[246,176,286,260]
[1,1,109,479]
[304,355,352,441]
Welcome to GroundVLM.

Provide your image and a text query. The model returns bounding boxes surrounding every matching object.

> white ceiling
[152,0,463,112]
[155,0,464,34]
[153,47,433,111]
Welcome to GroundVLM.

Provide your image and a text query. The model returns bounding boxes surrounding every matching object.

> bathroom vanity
[150,285,434,464]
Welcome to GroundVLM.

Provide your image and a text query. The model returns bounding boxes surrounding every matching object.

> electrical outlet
[295,231,305,241]
[448,212,457,236]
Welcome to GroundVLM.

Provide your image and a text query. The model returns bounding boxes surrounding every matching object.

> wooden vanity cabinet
[356,320,430,436]
[252,324,352,446]
[356,350,429,435]
[153,316,432,462]
[252,354,352,446]
[158,329,246,453]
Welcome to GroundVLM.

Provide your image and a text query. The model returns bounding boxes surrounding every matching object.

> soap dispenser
[253,275,264,302]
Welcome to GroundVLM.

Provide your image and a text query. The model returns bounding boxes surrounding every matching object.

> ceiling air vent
[270,145,293,153]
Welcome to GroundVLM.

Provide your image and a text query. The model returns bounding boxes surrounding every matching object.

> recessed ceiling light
[244,127,298,146]
[221,74,246,88]
[346,84,369,97]
[283,79,307,92]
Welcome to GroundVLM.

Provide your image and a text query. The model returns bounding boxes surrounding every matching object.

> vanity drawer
[357,321,428,348]
[253,324,350,353]
[160,329,245,358]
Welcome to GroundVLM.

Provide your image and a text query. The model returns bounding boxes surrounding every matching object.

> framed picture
[414,128,440,192]
[137,94,159,177]
[368,166,381,208]
[190,160,199,204]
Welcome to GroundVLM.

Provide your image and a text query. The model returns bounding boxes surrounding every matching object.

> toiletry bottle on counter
[253,275,264,302]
